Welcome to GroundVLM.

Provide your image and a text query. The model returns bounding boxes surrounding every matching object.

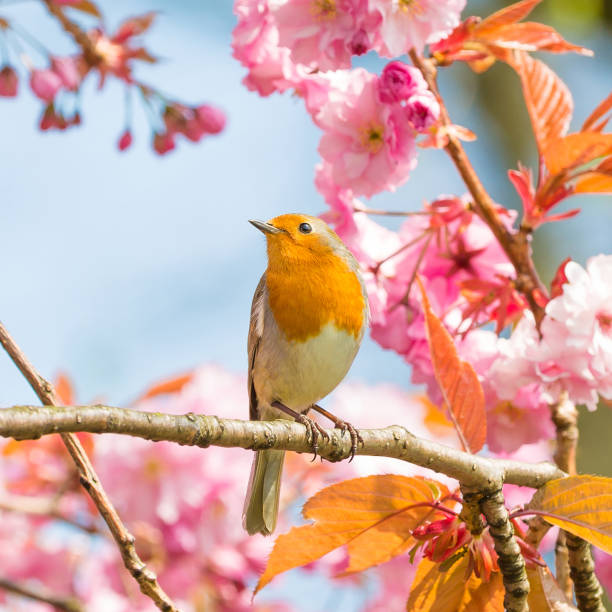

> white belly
[252,318,362,412]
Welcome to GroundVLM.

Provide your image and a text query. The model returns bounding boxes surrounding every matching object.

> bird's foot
[310,404,363,462]
[271,401,330,461]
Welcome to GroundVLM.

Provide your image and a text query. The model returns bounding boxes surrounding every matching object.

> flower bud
[30,68,63,102]
[0,65,18,97]
[378,61,425,104]
[405,92,440,131]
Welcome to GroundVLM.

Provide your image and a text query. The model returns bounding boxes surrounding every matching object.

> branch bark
[480,487,530,612]
[0,403,565,490]
[566,533,605,612]
[0,323,178,612]
[409,50,547,326]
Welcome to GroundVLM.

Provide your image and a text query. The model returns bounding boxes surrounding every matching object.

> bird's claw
[334,420,363,462]
[295,414,330,462]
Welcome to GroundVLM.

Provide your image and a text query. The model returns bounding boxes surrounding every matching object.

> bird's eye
[298,222,312,234]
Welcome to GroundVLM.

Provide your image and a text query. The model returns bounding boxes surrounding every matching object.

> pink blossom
[490,255,612,411]
[272,0,379,71]
[30,68,63,102]
[51,56,81,91]
[377,61,425,103]
[232,0,300,96]
[153,131,176,155]
[117,129,133,151]
[594,548,612,601]
[372,0,466,57]
[195,104,226,134]
[317,68,417,197]
[405,91,440,131]
[0,65,18,97]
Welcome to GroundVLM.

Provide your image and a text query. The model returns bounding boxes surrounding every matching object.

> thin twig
[566,533,605,612]
[41,0,101,66]
[0,493,99,533]
[0,403,566,490]
[409,50,548,325]
[0,322,178,612]
[0,576,83,612]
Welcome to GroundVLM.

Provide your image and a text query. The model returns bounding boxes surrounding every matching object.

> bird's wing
[248,274,266,421]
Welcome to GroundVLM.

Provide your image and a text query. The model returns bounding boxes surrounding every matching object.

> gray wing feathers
[248,275,266,421]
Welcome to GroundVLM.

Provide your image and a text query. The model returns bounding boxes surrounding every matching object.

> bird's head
[249,214,351,265]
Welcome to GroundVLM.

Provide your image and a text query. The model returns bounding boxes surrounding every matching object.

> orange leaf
[543,133,612,175]
[478,22,591,56]
[475,0,542,35]
[527,566,578,610]
[255,475,448,592]
[526,475,612,554]
[574,171,612,194]
[509,51,573,158]
[136,371,194,402]
[417,277,486,453]
[55,372,74,405]
[407,557,504,611]
[582,91,612,132]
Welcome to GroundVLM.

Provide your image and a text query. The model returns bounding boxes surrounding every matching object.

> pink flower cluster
[0,9,225,154]
[233,0,465,83]
[489,255,612,411]
[319,185,557,453]
[233,1,446,197]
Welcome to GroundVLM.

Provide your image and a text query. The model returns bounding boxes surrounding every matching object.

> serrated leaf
[478,22,591,56]
[406,557,504,611]
[527,566,578,610]
[475,0,542,34]
[582,92,612,133]
[417,277,486,453]
[543,133,612,175]
[527,475,612,554]
[510,51,573,158]
[255,475,448,592]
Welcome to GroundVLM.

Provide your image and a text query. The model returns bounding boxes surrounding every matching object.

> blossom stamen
[360,122,385,154]
[311,0,337,20]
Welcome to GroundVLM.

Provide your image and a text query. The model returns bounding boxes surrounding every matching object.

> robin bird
[242,213,369,536]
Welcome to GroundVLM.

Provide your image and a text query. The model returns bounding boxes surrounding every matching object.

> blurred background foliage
[0,1,611,477]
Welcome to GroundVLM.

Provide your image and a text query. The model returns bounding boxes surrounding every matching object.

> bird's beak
[249,219,282,235]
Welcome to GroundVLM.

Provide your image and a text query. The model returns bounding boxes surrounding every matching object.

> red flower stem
[409,50,548,327]
[0,321,178,612]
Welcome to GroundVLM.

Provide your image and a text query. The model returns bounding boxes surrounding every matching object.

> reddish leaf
[64,1,101,17]
[550,257,571,298]
[510,51,573,158]
[114,12,157,43]
[417,277,486,453]
[475,0,542,34]
[543,133,612,175]
[478,22,591,56]
[582,92,612,132]
[407,557,504,611]
[55,372,74,405]
[136,371,194,401]
[255,475,448,592]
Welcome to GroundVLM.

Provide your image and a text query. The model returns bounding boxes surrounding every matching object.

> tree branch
[0,577,83,612]
[0,403,565,490]
[0,322,178,612]
[566,533,605,612]
[409,50,547,325]
[479,487,530,612]
[41,0,102,67]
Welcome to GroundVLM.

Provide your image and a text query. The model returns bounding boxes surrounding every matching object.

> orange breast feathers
[265,241,366,343]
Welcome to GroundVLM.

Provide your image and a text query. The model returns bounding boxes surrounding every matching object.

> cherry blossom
[317,68,417,197]
[371,0,466,57]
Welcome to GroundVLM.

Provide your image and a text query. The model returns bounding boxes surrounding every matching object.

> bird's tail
[242,449,285,536]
